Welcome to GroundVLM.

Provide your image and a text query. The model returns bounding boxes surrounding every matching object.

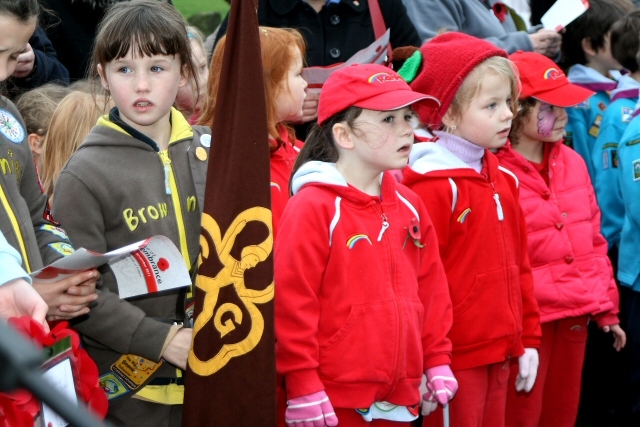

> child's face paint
[520,100,568,144]
[537,102,556,137]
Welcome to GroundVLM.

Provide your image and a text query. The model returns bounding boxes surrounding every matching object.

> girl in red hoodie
[497,51,625,427]
[399,33,542,427]
[275,64,455,427]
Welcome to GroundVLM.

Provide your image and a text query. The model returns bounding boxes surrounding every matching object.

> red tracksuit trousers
[506,316,589,427]
[423,361,510,427]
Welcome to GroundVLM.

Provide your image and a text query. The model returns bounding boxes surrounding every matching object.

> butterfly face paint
[537,102,557,137]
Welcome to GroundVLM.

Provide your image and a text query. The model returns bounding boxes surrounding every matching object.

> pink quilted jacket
[496,142,619,327]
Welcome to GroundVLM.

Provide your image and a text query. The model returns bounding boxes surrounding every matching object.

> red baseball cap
[317,64,440,126]
[509,51,594,107]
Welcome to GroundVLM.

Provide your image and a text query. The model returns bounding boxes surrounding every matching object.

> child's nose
[555,106,568,121]
[0,62,11,82]
[400,118,413,136]
[135,75,151,91]
[503,106,514,121]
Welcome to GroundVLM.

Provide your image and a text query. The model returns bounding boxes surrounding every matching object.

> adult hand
[33,269,99,321]
[529,30,562,58]
[0,278,49,332]
[11,43,35,78]
[299,89,319,123]
[603,323,626,352]
[162,327,192,370]
[285,390,338,427]
[516,348,539,392]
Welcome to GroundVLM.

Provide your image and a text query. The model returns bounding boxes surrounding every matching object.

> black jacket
[215,0,421,66]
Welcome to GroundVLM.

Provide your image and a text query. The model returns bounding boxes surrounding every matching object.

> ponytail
[289,106,363,194]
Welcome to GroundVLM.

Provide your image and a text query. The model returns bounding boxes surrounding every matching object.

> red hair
[199,27,306,148]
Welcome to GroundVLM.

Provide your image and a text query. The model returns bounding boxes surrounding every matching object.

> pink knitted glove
[285,390,338,426]
[423,365,458,405]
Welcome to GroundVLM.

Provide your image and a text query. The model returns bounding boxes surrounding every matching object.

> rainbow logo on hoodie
[347,234,372,249]
[457,208,472,223]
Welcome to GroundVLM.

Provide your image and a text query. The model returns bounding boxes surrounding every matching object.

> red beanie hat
[409,32,508,129]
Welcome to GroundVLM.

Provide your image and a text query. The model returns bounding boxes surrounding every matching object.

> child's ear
[442,110,457,129]
[97,64,109,91]
[332,122,355,150]
[28,133,43,155]
[581,37,597,57]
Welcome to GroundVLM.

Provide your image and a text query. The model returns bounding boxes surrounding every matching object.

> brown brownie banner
[182,0,276,424]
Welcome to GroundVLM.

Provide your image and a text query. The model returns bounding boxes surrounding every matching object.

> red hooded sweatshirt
[275,161,453,409]
[402,142,541,371]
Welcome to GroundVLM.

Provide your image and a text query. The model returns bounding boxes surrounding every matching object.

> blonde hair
[447,56,519,126]
[186,25,205,48]
[174,26,208,120]
[15,84,71,136]
[41,91,112,200]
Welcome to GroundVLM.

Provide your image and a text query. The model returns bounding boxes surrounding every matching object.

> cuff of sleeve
[515,30,534,51]
[285,369,324,400]
[595,313,620,329]
[129,317,172,362]
[521,337,542,349]
[424,352,452,371]
[0,252,31,285]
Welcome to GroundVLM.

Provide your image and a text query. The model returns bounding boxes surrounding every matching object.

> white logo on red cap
[367,73,403,83]
[543,68,564,80]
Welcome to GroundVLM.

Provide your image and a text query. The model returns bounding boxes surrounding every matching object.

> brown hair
[199,26,306,146]
[15,83,71,136]
[508,97,537,145]
[561,0,634,70]
[89,0,196,99]
[289,107,364,194]
[41,91,112,200]
[611,9,640,73]
[446,56,519,126]
[0,0,39,22]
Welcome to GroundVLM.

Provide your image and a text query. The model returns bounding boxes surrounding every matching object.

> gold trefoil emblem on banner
[188,207,273,376]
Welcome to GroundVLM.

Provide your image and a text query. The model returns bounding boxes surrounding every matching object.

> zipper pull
[163,158,172,195]
[493,193,504,221]
[378,214,389,241]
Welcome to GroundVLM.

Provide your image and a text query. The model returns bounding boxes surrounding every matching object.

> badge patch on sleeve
[40,224,69,240]
[575,99,589,109]
[0,109,25,143]
[622,107,634,123]
[589,114,603,137]
[99,373,129,400]
[633,159,640,181]
[602,143,618,169]
[48,242,75,256]
[628,138,640,147]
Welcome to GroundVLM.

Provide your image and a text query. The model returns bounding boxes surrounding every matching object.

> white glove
[516,348,539,392]
[419,372,439,417]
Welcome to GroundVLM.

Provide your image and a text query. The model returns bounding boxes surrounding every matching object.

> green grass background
[173,0,230,19]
